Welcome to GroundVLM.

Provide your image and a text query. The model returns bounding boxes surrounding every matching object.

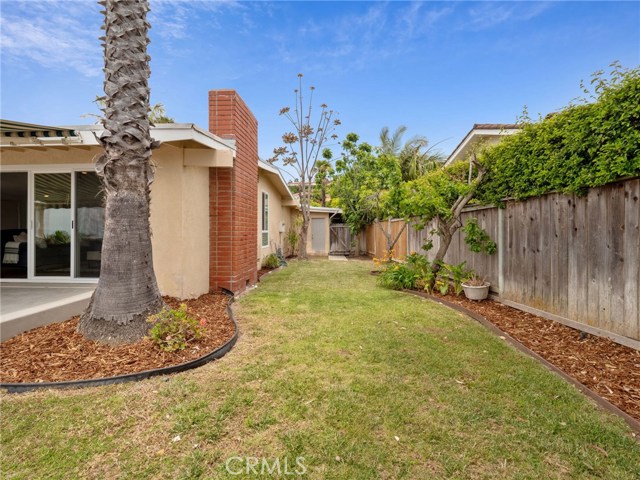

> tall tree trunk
[432,217,460,274]
[299,207,309,260]
[78,0,163,344]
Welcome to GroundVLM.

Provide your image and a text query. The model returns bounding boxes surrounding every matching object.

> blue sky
[1,1,638,161]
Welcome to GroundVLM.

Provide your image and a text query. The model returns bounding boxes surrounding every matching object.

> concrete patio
[0,283,95,341]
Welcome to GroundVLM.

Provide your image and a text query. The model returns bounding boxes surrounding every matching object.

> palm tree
[313,159,334,207]
[379,125,444,181]
[78,0,164,343]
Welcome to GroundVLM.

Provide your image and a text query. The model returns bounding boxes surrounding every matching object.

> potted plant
[462,274,490,301]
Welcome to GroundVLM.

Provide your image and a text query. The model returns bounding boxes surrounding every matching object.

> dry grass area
[1,260,639,479]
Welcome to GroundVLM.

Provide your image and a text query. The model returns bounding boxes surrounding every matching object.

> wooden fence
[363,219,408,259]
[365,178,640,346]
[329,224,352,255]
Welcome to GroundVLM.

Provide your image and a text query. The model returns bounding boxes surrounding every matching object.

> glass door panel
[0,172,29,279]
[75,171,104,277]
[34,173,71,277]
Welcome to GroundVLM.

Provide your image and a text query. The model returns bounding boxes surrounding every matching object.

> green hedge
[478,64,640,204]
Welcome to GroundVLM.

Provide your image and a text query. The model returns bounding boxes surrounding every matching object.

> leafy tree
[332,133,406,257]
[269,74,340,259]
[478,62,640,204]
[379,125,444,181]
[78,0,164,343]
[402,150,488,272]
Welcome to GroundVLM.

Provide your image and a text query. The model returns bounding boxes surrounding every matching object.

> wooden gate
[330,224,352,255]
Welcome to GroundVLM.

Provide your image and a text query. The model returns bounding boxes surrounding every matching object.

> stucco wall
[150,146,210,299]
[257,172,294,269]
[0,145,210,299]
[0,146,100,165]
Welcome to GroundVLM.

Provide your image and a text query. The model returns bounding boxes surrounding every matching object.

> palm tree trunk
[78,0,163,344]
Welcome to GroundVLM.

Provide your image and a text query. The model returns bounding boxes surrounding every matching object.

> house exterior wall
[257,172,294,268]
[150,146,210,299]
[0,145,210,299]
[0,146,101,165]
[208,90,259,293]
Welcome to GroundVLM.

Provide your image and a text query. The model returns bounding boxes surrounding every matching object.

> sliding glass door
[75,171,104,277]
[34,173,72,277]
[0,172,28,279]
[0,168,104,281]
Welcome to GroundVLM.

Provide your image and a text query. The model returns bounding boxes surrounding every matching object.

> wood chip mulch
[0,293,235,384]
[431,292,640,421]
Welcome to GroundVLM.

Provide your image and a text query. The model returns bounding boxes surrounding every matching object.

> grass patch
[1,259,638,478]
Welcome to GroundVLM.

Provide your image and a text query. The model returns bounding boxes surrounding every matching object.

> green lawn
[1,259,638,479]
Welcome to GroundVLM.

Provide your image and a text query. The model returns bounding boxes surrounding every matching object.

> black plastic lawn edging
[404,289,640,436]
[0,295,239,394]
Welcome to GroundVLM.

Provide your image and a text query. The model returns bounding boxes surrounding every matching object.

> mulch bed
[0,293,235,384]
[431,292,640,420]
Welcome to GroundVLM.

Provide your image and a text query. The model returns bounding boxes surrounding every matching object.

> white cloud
[0,1,102,77]
[465,2,552,30]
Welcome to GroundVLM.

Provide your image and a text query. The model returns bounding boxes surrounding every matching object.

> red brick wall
[208,90,259,293]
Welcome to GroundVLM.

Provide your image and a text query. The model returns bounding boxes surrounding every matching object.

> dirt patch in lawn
[0,293,235,384]
[257,267,277,280]
[431,293,640,420]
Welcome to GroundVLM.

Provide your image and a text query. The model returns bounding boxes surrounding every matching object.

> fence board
[606,184,625,334]
[623,180,640,339]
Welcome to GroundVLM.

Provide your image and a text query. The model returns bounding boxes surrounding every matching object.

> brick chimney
[208,90,258,293]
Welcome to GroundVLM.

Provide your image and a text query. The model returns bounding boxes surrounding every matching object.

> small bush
[438,261,474,296]
[262,253,280,269]
[378,263,418,290]
[378,253,438,292]
[147,304,204,352]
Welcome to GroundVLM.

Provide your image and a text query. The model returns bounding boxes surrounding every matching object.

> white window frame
[0,163,99,284]
[261,191,269,247]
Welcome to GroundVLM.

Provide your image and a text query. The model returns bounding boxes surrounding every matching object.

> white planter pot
[462,283,490,301]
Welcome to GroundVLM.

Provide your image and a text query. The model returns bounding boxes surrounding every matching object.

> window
[261,192,269,247]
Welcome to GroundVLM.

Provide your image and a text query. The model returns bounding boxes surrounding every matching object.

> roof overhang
[258,160,297,205]
[308,206,342,214]
[445,124,521,166]
[0,121,236,168]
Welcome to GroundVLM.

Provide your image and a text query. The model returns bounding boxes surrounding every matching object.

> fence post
[498,207,504,294]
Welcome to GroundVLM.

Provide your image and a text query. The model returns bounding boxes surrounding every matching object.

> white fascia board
[152,123,236,151]
[63,123,236,152]
[307,206,342,214]
[258,160,296,202]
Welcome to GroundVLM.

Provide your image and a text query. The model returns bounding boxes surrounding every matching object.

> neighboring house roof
[0,121,235,168]
[258,159,297,205]
[445,123,521,166]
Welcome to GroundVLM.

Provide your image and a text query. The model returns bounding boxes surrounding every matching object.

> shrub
[478,63,640,204]
[439,262,473,296]
[377,263,418,290]
[147,304,204,352]
[462,218,497,255]
[262,253,280,269]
